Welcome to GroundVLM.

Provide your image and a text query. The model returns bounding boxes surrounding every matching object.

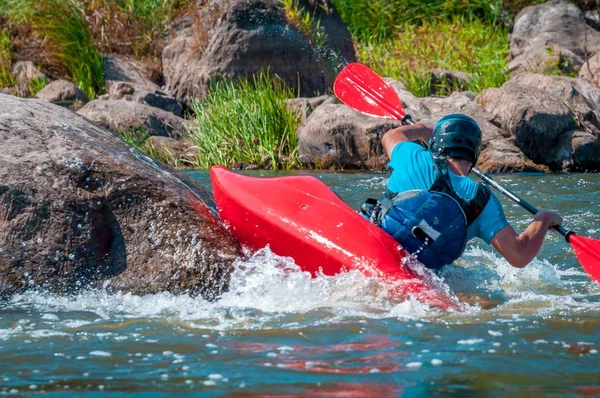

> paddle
[333,62,600,283]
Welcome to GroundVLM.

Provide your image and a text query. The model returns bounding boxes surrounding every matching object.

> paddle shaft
[401,117,573,241]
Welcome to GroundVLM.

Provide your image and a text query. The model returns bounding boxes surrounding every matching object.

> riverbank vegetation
[0,0,594,169]
[188,72,301,169]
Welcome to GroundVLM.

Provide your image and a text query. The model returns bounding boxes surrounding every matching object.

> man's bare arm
[491,211,563,268]
[381,124,433,158]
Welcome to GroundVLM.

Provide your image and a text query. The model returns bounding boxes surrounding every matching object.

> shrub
[0,29,14,88]
[4,0,104,98]
[357,17,510,96]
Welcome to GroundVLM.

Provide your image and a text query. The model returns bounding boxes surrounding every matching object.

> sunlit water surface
[2,171,600,396]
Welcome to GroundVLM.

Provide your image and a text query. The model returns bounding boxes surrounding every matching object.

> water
[2,171,600,396]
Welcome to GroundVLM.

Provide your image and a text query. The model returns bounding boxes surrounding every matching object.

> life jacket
[361,157,491,269]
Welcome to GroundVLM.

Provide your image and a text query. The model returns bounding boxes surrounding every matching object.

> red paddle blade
[334,63,406,120]
[569,235,600,283]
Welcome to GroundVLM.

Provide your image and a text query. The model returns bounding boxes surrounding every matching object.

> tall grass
[5,0,104,98]
[281,0,328,47]
[0,29,14,88]
[188,73,301,169]
[357,17,510,96]
[330,0,505,42]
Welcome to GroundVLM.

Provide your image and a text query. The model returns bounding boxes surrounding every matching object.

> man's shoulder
[390,142,430,165]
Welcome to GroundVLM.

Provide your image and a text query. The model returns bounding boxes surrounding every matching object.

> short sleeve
[469,194,509,244]
[387,142,436,193]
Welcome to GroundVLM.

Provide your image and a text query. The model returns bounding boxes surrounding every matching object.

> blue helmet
[429,114,482,165]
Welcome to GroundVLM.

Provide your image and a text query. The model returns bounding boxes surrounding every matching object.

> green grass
[4,0,104,98]
[27,76,48,96]
[282,0,329,48]
[0,29,14,88]
[187,72,302,169]
[357,17,510,96]
[330,0,505,42]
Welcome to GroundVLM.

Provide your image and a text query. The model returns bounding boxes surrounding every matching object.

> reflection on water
[1,171,599,395]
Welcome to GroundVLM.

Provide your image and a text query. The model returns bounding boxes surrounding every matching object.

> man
[363,113,563,270]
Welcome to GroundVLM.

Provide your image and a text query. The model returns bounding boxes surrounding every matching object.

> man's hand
[534,210,563,229]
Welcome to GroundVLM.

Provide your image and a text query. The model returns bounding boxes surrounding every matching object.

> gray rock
[579,52,600,87]
[428,69,472,94]
[477,73,600,171]
[298,103,400,169]
[145,136,197,166]
[298,86,540,173]
[508,0,600,75]
[11,61,45,85]
[0,94,242,300]
[78,100,187,139]
[36,80,89,108]
[104,57,161,92]
[285,95,335,122]
[163,0,356,107]
[101,82,183,116]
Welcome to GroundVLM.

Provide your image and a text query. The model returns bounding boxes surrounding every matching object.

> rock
[579,52,600,87]
[100,82,183,116]
[298,87,540,173]
[428,69,471,95]
[477,73,600,171]
[0,94,242,300]
[510,72,600,113]
[285,95,335,122]
[78,100,187,139]
[162,0,356,108]
[144,136,197,166]
[508,0,600,75]
[11,61,45,85]
[36,80,89,109]
[416,92,541,173]
[585,10,600,30]
[298,103,400,169]
[104,57,161,92]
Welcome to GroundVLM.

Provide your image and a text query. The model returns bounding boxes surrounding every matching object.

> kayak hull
[210,166,456,308]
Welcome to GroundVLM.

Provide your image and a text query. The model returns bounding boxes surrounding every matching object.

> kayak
[209,166,457,309]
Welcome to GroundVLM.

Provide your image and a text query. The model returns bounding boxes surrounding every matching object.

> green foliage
[357,17,510,96]
[27,76,48,96]
[282,0,328,47]
[187,72,301,169]
[5,0,104,98]
[330,0,505,42]
[0,29,14,88]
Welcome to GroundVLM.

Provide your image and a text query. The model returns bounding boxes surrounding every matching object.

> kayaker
[362,113,563,270]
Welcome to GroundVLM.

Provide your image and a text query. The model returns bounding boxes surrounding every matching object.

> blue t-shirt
[387,142,508,244]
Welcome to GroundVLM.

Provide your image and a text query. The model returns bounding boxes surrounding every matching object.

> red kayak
[210,166,457,309]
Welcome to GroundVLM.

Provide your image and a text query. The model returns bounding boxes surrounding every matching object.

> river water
[1,171,599,396]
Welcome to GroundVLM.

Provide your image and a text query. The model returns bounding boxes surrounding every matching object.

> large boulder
[477,73,600,171]
[508,0,600,75]
[298,85,538,172]
[298,103,400,169]
[162,0,356,108]
[78,100,187,138]
[0,94,243,301]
